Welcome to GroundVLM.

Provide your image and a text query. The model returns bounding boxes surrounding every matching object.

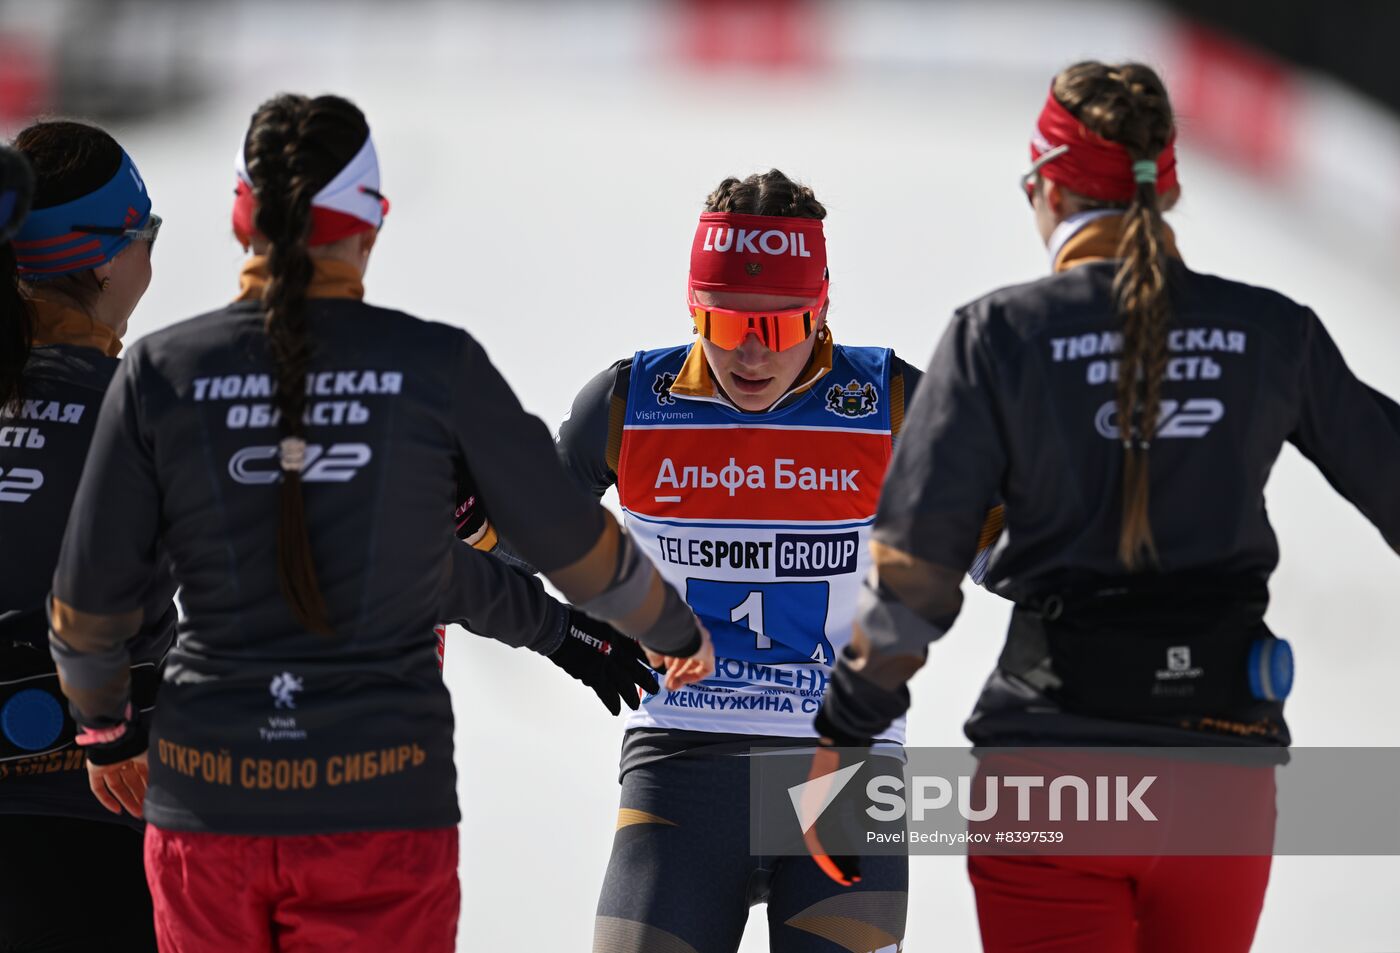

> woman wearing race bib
[550,169,939,953]
[47,93,708,953]
[807,62,1400,952]
[0,127,167,952]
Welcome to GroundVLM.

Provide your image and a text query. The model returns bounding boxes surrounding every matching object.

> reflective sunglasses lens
[694,308,818,352]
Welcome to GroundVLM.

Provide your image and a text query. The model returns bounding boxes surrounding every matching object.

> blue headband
[11,150,152,280]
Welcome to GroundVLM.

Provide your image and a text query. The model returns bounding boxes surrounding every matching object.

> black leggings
[594,753,907,953]
[0,814,156,952]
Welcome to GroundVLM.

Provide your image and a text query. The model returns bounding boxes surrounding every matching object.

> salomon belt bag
[998,578,1288,722]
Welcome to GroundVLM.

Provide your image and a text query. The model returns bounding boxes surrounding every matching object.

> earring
[99,277,111,292]
[817,326,830,343]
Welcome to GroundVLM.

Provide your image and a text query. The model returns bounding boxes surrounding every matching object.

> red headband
[1032,86,1179,203]
[689,212,827,298]
[231,133,388,247]
[232,180,382,247]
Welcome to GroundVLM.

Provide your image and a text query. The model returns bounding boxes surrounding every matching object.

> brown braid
[242,94,370,634]
[1053,62,1176,570]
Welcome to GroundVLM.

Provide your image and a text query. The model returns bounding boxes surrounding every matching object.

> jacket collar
[235,255,366,303]
[1051,211,1181,273]
[28,300,122,357]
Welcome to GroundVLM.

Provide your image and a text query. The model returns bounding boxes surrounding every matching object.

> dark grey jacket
[1,342,174,825]
[49,292,696,834]
[825,254,1400,748]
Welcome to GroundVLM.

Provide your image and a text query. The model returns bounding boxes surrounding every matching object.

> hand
[87,751,148,818]
[549,610,661,715]
[801,743,863,887]
[644,620,715,692]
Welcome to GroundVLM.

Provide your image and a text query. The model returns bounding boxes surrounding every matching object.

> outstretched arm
[1289,310,1400,551]
[47,354,166,816]
[461,360,627,576]
[447,337,710,682]
[817,314,1007,746]
[438,538,661,715]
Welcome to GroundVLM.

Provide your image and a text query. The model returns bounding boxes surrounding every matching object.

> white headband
[235,131,384,230]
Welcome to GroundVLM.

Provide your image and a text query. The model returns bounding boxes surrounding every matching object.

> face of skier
[89,235,154,341]
[694,289,828,412]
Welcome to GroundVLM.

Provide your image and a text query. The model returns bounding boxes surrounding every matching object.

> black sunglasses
[73,213,163,255]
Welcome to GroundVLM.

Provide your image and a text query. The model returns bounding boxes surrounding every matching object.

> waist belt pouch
[1001,583,1280,722]
[1,639,163,762]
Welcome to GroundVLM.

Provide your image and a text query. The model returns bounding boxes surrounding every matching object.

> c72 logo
[228,443,372,485]
[1094,398,1225,440]
[0,467,43,503]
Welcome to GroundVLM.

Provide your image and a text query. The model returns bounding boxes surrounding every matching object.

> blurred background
[2,1,1396,949]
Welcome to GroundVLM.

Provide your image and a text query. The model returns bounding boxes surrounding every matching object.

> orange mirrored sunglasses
[689,298,824,352]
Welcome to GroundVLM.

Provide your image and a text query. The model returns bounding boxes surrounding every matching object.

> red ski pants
[968,853,1272,953]
[144,824,458,953]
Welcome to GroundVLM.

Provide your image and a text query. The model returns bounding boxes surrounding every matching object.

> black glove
[453,468,493,548]
[815,650,910,747]
[804,652,904,887]
[77,707,150,766]
[548,608,660,716]
[799,743,866,887]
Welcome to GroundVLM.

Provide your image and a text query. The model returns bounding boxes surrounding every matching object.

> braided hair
[1052,62,1176,570]
[241,94,370,635]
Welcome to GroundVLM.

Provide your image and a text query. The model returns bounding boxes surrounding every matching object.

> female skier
[810,61,1400,953]
[47,93,708,953]
[0,126,167,952]
[549,169,937,953]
